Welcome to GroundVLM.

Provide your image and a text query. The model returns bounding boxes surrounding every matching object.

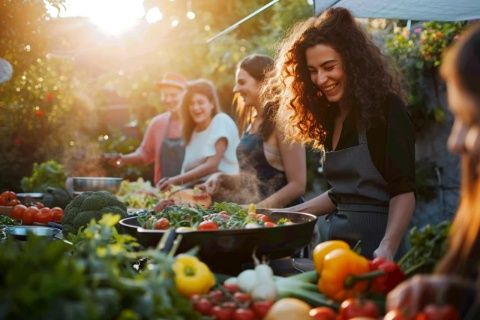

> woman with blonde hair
[387,24,480,319]
[159,79,239,190]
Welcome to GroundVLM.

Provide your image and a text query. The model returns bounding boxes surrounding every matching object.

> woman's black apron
[320,128,390,258]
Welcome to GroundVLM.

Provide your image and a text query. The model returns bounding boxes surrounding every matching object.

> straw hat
[156,72,187,90]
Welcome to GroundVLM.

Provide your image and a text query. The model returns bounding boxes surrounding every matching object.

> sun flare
[47,0,145,35]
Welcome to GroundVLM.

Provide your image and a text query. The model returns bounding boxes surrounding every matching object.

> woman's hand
[386,274,475,317]
[157,177,174,191]
[203,172,224,194]
[373,241,395,261]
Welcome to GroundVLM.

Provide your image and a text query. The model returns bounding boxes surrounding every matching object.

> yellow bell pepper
[172,254,216,297]
[312,240,350,274]
[317,248,370,301]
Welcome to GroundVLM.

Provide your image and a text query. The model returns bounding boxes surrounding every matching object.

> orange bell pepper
[312,240,350,274]
[317,248,370,301]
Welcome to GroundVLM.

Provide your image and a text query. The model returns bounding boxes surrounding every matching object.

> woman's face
[189,93,215,129]
[446,78,480,159]
[306,44,346,103]
[233,68,260,108]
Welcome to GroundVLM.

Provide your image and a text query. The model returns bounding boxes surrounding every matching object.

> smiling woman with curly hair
[266,7,416,260]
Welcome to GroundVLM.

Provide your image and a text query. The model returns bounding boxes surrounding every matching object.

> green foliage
[398,221,450,276]
[415,160,439,202]
[62,191,127,235]
[0,214,200,319]
[20,160,67,192]
[384,21,465,132]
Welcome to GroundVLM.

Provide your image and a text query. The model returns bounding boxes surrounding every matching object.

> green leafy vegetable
[20,160,67,192]
[0,214,201,320]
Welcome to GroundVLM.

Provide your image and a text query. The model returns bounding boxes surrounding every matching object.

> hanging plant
[385,21,465,133]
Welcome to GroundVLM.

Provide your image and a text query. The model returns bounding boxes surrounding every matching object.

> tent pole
[206,0,281,44]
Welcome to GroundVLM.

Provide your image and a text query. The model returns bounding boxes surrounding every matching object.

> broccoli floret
[62,191,127,235]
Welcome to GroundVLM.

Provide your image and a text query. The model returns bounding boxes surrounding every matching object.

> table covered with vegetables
[0,177,456,320]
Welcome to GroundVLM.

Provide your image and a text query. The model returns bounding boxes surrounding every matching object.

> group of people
[113,7,480,316]
[113,55,306,209]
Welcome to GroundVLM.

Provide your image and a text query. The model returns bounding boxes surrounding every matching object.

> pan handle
[157,229,177,253]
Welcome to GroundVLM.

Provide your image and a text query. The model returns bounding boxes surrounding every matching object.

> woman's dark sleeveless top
[236,132,303,206]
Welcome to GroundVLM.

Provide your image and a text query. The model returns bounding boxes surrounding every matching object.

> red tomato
[252,300,273,318]
[154,217,170,230]
[35,207,53,224]
[212,305,234,320]
[23,206,39,224]
[50,207,64,222]
[384,309,410,320]
[415,313,428,320]
[338,298,380,320]
[256,214,271,223]
[10,204,27,221]
[264,221,277,228]
[233,308,255,320]
[35,202,45,209]
[207,289,224,303]
[193,297,213,315]
[1,191,17,206]
[423,304,460,320]
[223,283,240,293]
[198,220,219,231]
[309,306,337,320]
[233,292,251,304]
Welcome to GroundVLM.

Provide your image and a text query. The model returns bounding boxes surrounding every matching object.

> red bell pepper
[368,257,405,294]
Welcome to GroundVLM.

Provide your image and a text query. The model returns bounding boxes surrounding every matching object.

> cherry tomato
[233,308,255,320]
[384,309,410,320]
[35,202,45,209]
[10,204,27,221]
[23,206,39,224]
[423,304,460,320]
[252,300,273,318]
[190,294,202,303]
[198,220,219,231]
[1,191,17,205]
[233,292,251,304]
[193,297,213,315]
[223,283,240,293]
[50,207,64,222]
[154,217,170,230]
[212,305,234,320]
[338,298,380,320]
[35,207,53,224]
[264,221,277,228]
[208,289,224,303]
[256,214,271,223]
[309,306,337,320]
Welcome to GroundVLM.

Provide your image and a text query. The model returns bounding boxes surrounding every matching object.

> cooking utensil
[119,209,317,274]
[72,177,122,193]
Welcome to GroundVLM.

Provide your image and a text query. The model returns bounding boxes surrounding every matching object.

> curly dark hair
[264,7,403,149]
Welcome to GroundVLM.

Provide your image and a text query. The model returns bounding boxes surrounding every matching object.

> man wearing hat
[113,72,187,184]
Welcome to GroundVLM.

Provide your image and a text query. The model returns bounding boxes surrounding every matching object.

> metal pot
[3,225,61,241]
[119,209,317,274]
[72,177,122,193]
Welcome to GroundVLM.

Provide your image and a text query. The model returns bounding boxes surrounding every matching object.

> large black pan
[119,209,317,274]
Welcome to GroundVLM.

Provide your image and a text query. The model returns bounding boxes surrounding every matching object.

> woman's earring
[317,90,323,97]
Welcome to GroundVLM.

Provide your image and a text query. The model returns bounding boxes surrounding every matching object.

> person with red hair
[387,24,480,319]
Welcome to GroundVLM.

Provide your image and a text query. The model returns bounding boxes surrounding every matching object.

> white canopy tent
[314,0,480,21]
